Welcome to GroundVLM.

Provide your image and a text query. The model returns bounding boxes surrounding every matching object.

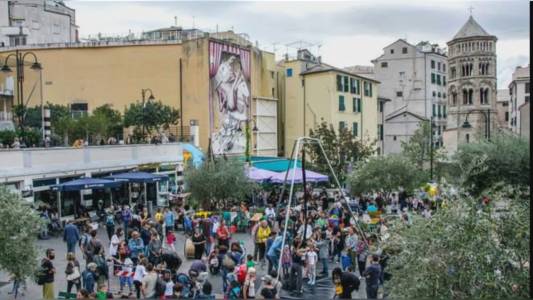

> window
[9,36,26,46]
[399,71,405,78]
[526,96,530,103]
[353,98,361,113]
[339,121,346,131]
[396,91,403,97]
[505,111,509,122]
[443,93,447,98]
[431,73,436,84]
[350,78,356,94]
[437,62,441,71]
[451,67,456,79]
[390,49,394,54]
[378,124,383,140]
[480,88,490,105]
[443,63,446,72]
[402,47,408,54]
[432,91,436,97]
[343,76,349,92]
[452,92,457,106]
[432,104,436,117]
[352,122,358,136]
[364,81,371,97]
[526,82,530,94]
[379,101,384,113]
[436,74,441,85]
[443,76,446,85]
[381,62,388,68]
[466,133,470,143]
[355,79,360,94]
[462,89,473,105]
[438,92,441,98]
[71,103,88,118]
[437,105,442,117]
[393,136,397,141]
[431,60,435,69]
[287,68,293,77]
[443,106,447,118]
[336,75,342,91]
[338,95,345,111]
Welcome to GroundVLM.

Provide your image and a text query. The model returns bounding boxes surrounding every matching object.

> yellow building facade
[0,35,278,155]
[278,53,380,156]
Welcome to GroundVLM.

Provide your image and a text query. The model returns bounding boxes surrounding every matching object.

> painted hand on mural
[214,55,249,119]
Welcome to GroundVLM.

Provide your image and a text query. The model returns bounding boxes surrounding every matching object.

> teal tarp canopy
[248,156,302,172]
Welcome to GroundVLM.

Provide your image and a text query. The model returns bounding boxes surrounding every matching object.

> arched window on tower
[451,67,456,79]
[480,88,490,105]
[452,92,457,106]
[463,89,468,105]
[486,63,490,75]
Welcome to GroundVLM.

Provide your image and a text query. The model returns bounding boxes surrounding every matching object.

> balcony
[0,111,12,121]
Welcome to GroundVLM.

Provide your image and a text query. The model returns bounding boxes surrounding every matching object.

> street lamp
[141,88,155,142]
[461,109,491,141]
[2,50,43,145]
[236,118,259,163]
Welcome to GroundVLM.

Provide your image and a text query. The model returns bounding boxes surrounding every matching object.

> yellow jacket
[256,226,271,243]
[155,212,164,223]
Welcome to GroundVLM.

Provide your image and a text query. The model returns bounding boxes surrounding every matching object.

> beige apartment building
[278,49,380,156]
[0,31,278,156]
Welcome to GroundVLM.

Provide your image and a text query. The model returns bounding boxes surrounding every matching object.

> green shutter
[358,98,362,112]
[443,106,447,117]
[352,98,356,112]
[337,75,342,91]
[339,121,345,131]
[437,105,441,117]
[353,122,358,136]
[339,95,345,111]
[433,104,436,117]
[344,76,349,92]
[357,80,360,94]
[369,83,373,97]
[431,73,435,83]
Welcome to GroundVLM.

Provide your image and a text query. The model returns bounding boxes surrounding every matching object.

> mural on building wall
[209,40,251,155]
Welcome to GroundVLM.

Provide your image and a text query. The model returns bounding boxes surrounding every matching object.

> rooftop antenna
[174,16,177,27]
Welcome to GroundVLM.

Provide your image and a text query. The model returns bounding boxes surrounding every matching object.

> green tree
[91,104,123,141]
[308,121,374,183]
[348,154,424,197]
[401,121,445,176]
[124,101,180,142]
[0,186,43,281]
[185,159,256,210]
[453,133,530,195]
[383,185,530,299]
[0,130,17,147]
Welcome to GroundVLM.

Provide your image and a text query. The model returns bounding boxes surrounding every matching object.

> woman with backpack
[105,210,115,241]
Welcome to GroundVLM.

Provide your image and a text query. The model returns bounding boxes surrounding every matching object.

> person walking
[316,232,329,276]
[109,228,123,259]
[141,263,158,299]
[133,258,148,299]
[363,255,382,299]
[121,205,132,241]
[83,230,103,265]
[41,249,56,300]
[65,252,81,298]
[82,262,97,294]
[289,247,305,296]
[255,220,271,266]
[305,245,318,286]
[192,227,207,260]
[164,208,175,233]
[64,220,80,254]
[105,210,115,241]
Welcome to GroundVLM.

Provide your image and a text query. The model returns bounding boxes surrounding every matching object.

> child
[113,254,134,296]
[166,229,176,251]
[305,246,318,285]
[246,254,256,269]
[208,247,220,274]
[281,245,292,279]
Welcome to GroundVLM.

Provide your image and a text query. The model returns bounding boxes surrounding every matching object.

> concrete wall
[0,38,278,154]
[383,113,424,154]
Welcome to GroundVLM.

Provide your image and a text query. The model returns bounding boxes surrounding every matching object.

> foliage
[453,133,530,195]
[0,186,43,280]
[401,121,446,177]
[184,159,256,210]
[17,128,42,147]
[91,104,123,140]
[383,185,530,299]
[308,121,375,183]
[124,100,180,139]
[348,154,424,196]
[0,130,17,146]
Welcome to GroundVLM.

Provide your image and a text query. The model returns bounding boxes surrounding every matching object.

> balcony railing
[0,112,13,121]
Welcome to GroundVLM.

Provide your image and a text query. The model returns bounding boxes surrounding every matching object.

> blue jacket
[267,236,283,257]
[63,223,80,244]
[128,238,145,258]
[82,270,96,293]
[164,211,175,227]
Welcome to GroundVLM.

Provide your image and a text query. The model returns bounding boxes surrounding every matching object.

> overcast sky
[68,0,529,88]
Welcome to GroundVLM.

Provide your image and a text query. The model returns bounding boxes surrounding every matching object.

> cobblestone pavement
[0,225,370,299]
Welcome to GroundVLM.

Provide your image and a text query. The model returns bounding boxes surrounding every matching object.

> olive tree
[0,186,43,281]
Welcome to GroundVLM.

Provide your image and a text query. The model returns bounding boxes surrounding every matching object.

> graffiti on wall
[209,41,251,155]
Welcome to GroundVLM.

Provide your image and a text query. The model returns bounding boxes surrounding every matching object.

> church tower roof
[453,16,492,39]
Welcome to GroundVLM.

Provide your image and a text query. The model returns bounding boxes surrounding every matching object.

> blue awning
[106,171,169,183]
[51,178,124,192]
[250,156,302,172]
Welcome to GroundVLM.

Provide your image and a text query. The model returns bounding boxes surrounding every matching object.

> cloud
[68,1,529,87]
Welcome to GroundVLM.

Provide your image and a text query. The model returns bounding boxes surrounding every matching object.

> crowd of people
[33,184,443,300]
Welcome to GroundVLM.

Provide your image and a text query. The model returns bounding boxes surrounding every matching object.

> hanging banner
[208,40,251,155]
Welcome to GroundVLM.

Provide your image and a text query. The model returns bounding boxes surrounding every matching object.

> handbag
[66,266,81,281]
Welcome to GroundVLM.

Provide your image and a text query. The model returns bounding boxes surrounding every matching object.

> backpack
[236,264,247,284]
[106,215,114,226]
[176,273,192,297]
[155,277,166,297]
